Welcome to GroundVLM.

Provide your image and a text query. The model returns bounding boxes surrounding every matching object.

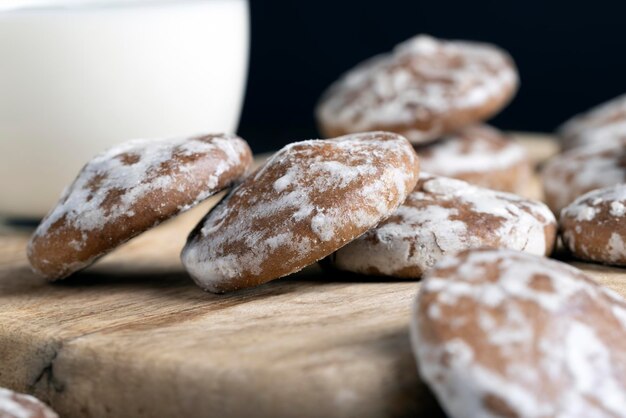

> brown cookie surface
[0,388,58,418]
[411,248,626,418]
[328,174,556,278]
[28,133,253,280]
[416,125,531,194]
[561,184,626,265]
[181,132,420,293]
[541,140,626,215]
[559,93,626,151]
[316,35,518,145]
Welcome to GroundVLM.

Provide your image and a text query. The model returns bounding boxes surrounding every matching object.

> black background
[237,0,626,152]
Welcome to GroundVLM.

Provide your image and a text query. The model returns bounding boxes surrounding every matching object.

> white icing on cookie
[561,185,626,222]
[561,185,626,265]
[559,94,626,150]
[562,120,626,151]
[542,141,626,214]
[0,388,58,418]
[417,124,529,187]
[35,134,249,239]
[411,249,626,418]
[28,133,252,279]
[330,174,556,277]
[182,132,419,293]
[317,35,518,144]
[611,201,626,217]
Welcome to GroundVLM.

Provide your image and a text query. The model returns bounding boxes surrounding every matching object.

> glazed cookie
[542,140,626,214]
[316,35,518,144]
[416,124,531,194]
[182,132,419,293]
[0,387,58,418]
[28,133,253,280]
[328,174,556,278]
[561,184,626,265]
[412,248,626,418]
[559,94,626,151]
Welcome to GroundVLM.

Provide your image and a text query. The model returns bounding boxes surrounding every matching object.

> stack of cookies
[20,34,626,418]
[24,34,554,286]
[542,94,626,266]
[27,107,557,293]
[27,36,559,291]
[316,35,531,195]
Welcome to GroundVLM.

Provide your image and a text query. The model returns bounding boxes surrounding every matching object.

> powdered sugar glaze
[28,133,252,279]
[542,140,626,214]
[317,35,518,143]
[559,94,626,150]
[331,174,556,278]
[418,124,528,175]
[561,185,626,265]
[411,249,626,418]
[0,387,58,418]
[182,132,419,293]
[562,184,626,222]
[35,134,249,236]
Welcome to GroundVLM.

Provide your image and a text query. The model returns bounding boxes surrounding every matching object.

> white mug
[0,0,249,218]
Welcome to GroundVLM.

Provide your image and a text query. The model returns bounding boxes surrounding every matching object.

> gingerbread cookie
[316,35,518,144]
[0,387,58,418]
[28,133,253,280]
[412,248,626,418]
[182,132,419,293]
[416,124,531,194]
[559,94,626,151]
[561,184,626,265]
[328,174,556,278]
[542,140,626,214]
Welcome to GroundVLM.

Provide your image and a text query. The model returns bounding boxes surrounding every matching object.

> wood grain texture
[1,134,624,418]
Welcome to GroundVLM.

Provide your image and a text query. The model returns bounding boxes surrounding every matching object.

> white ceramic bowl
[0,0,249,218]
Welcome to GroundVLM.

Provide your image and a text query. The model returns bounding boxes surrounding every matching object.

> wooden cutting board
[2,134,626,418]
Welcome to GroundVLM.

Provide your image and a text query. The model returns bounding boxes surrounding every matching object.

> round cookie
[316,35,518,145]
[541,140,626,215]
[181,132,420,293]
[561,184,626,265]
[0,387,58,418]
[416,124,531,194]
[559,94,626,151]
[327,174,556,278]
[411,248,626,418]
[559,121,626,152]
[28,133,253,280]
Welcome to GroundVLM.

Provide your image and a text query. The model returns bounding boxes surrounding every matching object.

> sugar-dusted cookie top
[328,174,556,278]
[28,133,253,280]
[412,248,626,418]
[541,140,626,214]
[561,184,626,265]
[0,387,58,418]
[316,35,518,144]
[181,132,420,293]
[417,124,530,193]
[559,93,626,151]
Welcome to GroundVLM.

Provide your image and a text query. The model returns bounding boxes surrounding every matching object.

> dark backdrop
[238,0,626,152]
